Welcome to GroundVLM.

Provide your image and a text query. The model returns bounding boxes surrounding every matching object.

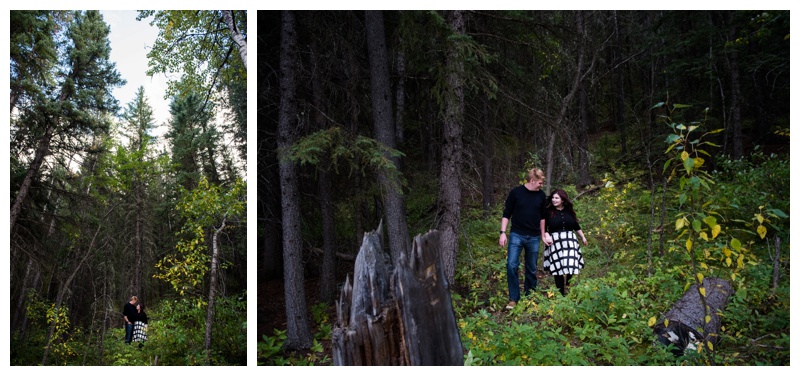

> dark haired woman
[541,189,587,296]
[132,303,149,347]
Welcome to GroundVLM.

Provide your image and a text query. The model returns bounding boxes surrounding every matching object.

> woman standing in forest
[132,303,149,347]
[542,189,587,296]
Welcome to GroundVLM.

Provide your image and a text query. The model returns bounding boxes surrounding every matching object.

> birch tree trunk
[222,10,247,65]
[205,219,226,362]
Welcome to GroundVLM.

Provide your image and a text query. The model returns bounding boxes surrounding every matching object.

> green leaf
[692,219,702,232]
[673,103,692,109]
[683,157,695,174]
[731,238,742,251]
[665,134,681,144]
[768,208,789,218]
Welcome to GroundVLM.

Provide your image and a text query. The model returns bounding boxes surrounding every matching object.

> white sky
[100,10,170,138]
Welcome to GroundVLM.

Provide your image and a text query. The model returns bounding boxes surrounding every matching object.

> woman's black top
[544,208,581,233]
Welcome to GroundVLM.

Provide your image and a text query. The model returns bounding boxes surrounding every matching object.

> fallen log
[653,277,734,356]
[332,224,463,366]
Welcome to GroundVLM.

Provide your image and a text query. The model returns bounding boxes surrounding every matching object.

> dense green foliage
[11,294,246,366]
[259,123,790,366]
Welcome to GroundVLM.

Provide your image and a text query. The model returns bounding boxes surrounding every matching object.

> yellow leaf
[705,315,712,323]
[686,238,693,252]
[676,218,684,230]
[681,151,689,161]
[757,225,767,239]
[731,273,736,281]
[648,316,656,327]
[664,319,669,327]
[695,157,705,167]
[699,232,708,241]
[699,287,706,296]
[712,225,721,239]
[755,213,764,224]
[700,262,708,270]
[723,246,731,257]
[697,273,704,284]
[708,342,714,351]
[726,257,732,267]
[737,255,744,269]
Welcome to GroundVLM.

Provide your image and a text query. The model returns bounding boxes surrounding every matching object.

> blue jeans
[125,323,134,344]
[507,232,540,302]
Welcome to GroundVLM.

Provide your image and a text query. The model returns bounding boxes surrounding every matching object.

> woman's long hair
[546,189,578,221]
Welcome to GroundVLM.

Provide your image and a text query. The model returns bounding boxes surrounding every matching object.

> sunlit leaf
[686,238,692,252]
[712,225,721,239]
[757,225,767,239]
[681,151,689,161]
[705,315,711,323]
[697,273,704,284]
[699,287,706,297]
[648,316,656,327]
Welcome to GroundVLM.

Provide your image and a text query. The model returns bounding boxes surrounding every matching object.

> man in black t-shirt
[122,296,138,344]
[498,168,548,309]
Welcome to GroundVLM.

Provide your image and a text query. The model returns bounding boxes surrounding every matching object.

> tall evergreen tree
[10,10,124,236]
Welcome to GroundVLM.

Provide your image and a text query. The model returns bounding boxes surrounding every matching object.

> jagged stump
[653,277,734,355]
[331,225,463,366]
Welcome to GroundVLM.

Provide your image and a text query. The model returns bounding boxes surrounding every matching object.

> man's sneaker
[505,301,517,310]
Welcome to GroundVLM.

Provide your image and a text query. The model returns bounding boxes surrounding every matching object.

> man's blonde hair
[526,168,545,183]
[130,296,138,303]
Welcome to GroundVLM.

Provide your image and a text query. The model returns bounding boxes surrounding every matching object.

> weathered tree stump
[332,225,464,366]
[653,277,734,355]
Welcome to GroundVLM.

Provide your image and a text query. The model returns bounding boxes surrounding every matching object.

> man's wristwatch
[500,230,505,234]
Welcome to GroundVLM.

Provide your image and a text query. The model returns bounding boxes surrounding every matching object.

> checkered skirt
[132,321,147,342]
[543,230,584,275]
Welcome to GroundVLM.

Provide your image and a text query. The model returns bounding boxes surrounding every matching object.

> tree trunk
[222,10,247,65]
[10,124,54,234]
[480,97,494,216]
[576,83,592,187]
[332,226,463,365]
[43,222,103,365]
[395,46,406,146]
[311,44,338,304]
[613,10,627,155]
[545,11,587,193]
[654,277,734,356]
[438,10,465,286]
[771,236,781,296]
[277,10,313,350]
[205,219,226,362]
[365,10,410,261]
[727,19,743,159]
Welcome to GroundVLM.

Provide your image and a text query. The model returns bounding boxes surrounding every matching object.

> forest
[258,10,790,365]
[9,10,248,365]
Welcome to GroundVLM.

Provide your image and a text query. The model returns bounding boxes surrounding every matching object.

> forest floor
[259,256,353,364]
